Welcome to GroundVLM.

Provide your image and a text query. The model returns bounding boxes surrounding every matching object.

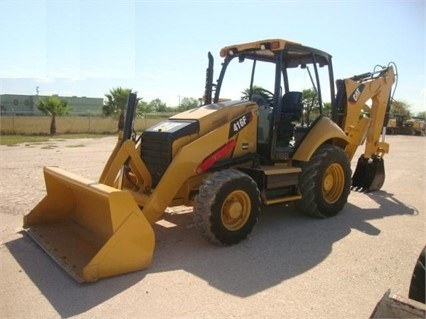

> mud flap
[351,155,385,191]
[23,166,155,282]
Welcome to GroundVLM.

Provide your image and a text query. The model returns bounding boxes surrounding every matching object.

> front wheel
[193,169,261,245]
[295,144,351,218]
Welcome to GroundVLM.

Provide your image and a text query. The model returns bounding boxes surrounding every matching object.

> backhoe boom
[336,65,396,190]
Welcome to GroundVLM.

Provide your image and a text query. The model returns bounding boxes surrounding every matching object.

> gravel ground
[0,135,424,318]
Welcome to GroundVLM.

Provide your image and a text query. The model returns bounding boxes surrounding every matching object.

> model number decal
[229,112,252,138]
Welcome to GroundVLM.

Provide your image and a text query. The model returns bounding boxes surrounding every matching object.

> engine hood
[170,100,257,137]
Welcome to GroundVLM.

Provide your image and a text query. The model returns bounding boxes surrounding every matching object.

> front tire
[295,144,351,218]
[193,169,261,245]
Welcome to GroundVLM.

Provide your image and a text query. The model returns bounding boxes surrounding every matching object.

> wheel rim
[322,163,345,204]
[221,190,251,231]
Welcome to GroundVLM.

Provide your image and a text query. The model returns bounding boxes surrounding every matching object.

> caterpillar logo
[348,84,365,104]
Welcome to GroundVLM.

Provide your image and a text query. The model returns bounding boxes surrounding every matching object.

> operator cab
[205,39,335,164]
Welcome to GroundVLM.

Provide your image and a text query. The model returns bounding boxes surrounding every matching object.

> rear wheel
[295,144,351,218]
[194,169,261,245]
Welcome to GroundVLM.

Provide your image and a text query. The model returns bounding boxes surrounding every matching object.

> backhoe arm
[336,65,396,191]
[339,66,396,161]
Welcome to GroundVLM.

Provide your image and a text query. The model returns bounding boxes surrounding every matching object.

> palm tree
[103,87,135,130]
[36,95,70,135]
[241,85,273,101]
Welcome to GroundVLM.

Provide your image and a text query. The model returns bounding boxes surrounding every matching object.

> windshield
[217,57,277,102]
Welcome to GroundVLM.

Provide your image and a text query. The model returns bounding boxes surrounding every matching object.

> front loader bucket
[351,155,385,192]
[23,166,155,282]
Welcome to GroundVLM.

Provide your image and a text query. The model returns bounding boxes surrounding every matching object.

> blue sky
[0,0,425,114]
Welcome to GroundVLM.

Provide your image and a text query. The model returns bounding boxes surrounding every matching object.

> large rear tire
[295,144,351,218]
[193,169,261,245]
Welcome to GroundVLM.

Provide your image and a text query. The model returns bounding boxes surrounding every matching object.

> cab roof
[220,38,332,68]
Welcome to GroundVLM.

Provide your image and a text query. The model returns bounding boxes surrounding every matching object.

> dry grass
[0,133,114,146]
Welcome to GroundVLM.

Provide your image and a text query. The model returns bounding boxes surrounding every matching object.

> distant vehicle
[387,114,425,136]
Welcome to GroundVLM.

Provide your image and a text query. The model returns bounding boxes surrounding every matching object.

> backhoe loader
[387,114,425,136]
[24,39,397,282]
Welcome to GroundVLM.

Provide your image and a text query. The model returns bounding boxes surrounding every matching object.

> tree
[323,101,332,117]
[416,111,426,120]
[136,98,154,115]
[390,99,411,118]
[302,89,320,110]
[177,97,199,111]
[302,88,320,124]
[149,98,168,112]
[103,87,136,130]
[36,95,70,135]
[241,85,272,101]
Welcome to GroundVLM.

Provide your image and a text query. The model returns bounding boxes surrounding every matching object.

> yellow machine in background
[24,39,397,282]
[387,115,425,136]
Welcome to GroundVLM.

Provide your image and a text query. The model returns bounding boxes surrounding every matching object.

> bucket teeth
[351,155,385,192]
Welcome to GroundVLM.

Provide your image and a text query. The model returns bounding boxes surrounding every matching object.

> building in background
[0,94,104,115]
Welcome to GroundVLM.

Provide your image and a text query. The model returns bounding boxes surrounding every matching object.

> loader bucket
[351,155,385,192]
[23,166,155,283]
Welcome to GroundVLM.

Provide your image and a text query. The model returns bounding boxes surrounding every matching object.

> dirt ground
[0,135,425,318]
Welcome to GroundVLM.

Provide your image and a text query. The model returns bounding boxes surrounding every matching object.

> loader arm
[99,92,152,190]
[99,138,152,190]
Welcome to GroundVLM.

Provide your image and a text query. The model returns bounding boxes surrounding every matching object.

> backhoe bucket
[351,155,385,191]
[23,166,155,282]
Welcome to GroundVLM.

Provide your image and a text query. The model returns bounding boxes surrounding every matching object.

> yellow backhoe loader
[387,114,426,136]
[24,39,397,282]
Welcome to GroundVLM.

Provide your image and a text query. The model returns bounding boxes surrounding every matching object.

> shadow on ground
[6,190,417,317]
